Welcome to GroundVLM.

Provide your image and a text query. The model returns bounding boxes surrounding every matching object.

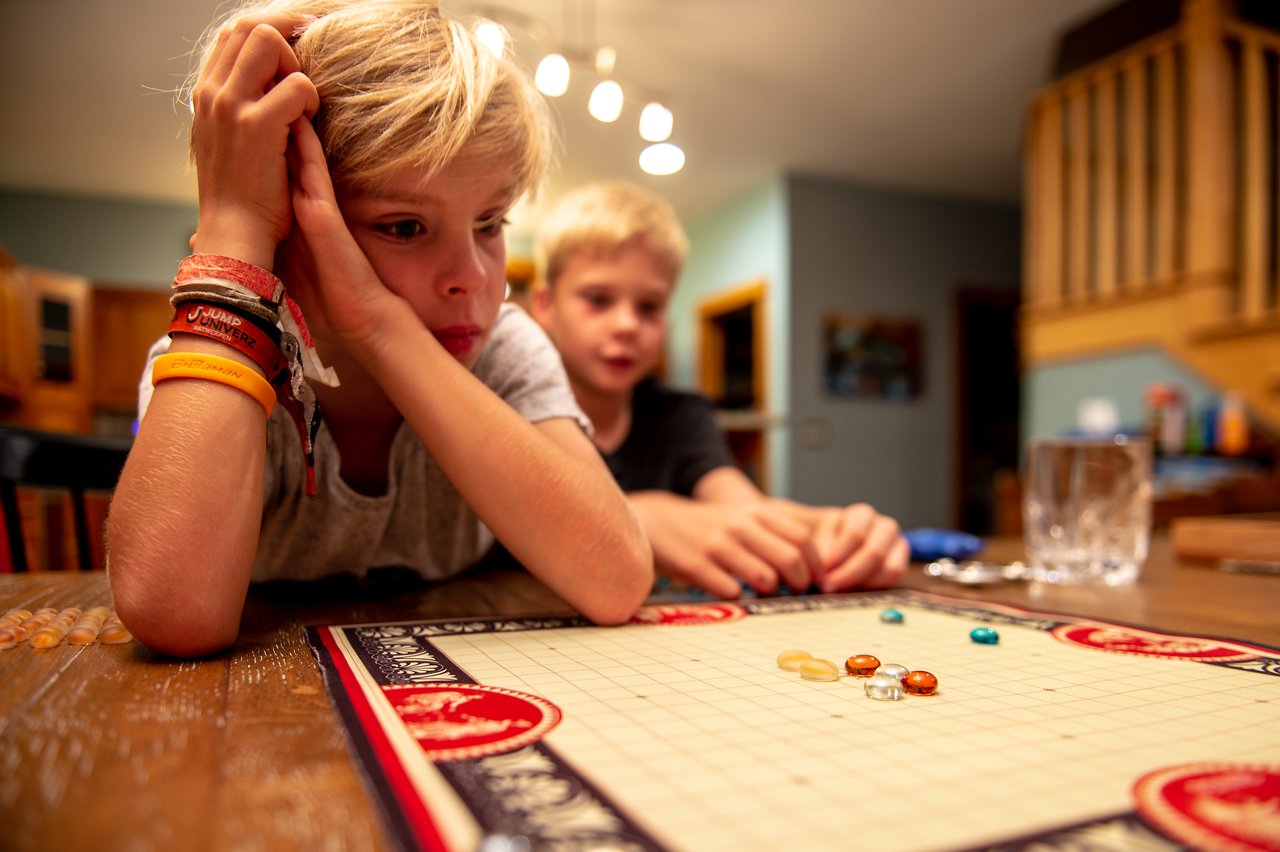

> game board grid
[414,605,1280,851]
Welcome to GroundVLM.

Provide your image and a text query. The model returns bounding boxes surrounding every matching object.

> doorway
[952,286,1022,534]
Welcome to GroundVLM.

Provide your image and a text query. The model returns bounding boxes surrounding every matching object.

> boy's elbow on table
[109,552,245,658]
[577,536,654,627]
[113,593,240,658]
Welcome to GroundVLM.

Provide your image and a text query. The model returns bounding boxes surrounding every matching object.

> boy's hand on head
[289,116,404,354]
[189,14,320,267]
[812,504,909,592]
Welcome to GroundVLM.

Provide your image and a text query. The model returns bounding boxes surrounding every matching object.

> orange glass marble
[904,670,938,695]
[844,654,881,676]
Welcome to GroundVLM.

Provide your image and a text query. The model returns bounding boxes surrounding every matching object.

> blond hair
[186,0,552,197]
[535,181,688,288]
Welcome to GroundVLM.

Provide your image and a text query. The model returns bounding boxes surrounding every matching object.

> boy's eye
[376,220,425,240]
[477,217,509,236]
[584,293,612,309]
[638,301,663,318]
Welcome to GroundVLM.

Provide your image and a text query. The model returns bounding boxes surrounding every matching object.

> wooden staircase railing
[1021,0,1280,431]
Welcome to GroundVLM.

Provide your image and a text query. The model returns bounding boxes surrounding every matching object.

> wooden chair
[0,424,131,572]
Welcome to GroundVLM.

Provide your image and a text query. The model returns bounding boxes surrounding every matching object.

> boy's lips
[433,326,482,355]
[603,356,635,371]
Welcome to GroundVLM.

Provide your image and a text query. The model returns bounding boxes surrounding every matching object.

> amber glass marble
[844,654,881,676]
[904,670,938,695]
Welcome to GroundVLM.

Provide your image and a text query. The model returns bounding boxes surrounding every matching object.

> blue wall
[0,189,195,287]
[675,178,791,491]
[669,175,1022,524]
[784,176,1021,528]
[1023,347,1219,441]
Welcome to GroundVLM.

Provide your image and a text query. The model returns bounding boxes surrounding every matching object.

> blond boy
[107,2,652,656]
[532,181,908,598]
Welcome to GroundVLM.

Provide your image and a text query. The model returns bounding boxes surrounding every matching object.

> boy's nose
[436,235,488,296]
[610,304,641,333]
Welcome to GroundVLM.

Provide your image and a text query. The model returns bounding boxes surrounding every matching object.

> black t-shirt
[602,377,737,496]
[479,377,738,570]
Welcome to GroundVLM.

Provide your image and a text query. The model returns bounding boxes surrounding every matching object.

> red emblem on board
[629,602,748,625]
[1134,763,1280,851]
[383,683,561,761]
[1051,623,1262,662]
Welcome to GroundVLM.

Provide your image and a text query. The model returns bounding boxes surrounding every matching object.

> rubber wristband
[152,352,275,418]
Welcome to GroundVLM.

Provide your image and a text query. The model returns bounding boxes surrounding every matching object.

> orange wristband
[152,353,275,418]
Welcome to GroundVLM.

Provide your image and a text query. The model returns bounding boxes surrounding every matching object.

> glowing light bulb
[639,142,685,175]
[639,102,673,142]
[595,46,617,75]
[535,54,570,97]
[474,21,507,57]
[588,80,623,123]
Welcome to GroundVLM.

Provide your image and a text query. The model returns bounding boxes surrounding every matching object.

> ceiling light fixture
[471,1,685,176]
[588,80,623,123]
[474,21,508,58]
[535,53,571,97]
[639,142,685,176]
[638,102,673,142]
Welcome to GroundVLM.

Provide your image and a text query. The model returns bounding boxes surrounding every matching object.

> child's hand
[287,116,408,355]
[636,498,822,598]
[189,14,320,268]
[811,503,909,591]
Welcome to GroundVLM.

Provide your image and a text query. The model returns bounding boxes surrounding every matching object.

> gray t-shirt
[141,303,587,582]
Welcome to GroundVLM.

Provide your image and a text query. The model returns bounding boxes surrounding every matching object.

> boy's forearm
[357,314,653,623]
[107,341,267,657]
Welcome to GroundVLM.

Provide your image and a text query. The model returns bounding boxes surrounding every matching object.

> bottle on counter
[1216,393,1249,456]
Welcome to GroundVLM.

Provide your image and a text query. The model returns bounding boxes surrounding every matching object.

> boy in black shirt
[531,181,907,598]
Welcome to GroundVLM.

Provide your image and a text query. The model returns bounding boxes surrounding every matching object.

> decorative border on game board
[308,591,1280,852]
[309,622,664,852]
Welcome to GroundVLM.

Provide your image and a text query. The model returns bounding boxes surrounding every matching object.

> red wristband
[169,302,289,386]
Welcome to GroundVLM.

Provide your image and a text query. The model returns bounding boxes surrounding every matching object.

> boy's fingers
[705,536,779,596]
[290,117,331,198]
[227,28,312,116]
[813,509,839,566]
[204,19,299,97]
[756,511,822,586]
[825,504,876,568]
[680,564,746,600]
[254,72,320,126]
[861,536,910,589]
[725,524,803,591]
[821,516,904,592]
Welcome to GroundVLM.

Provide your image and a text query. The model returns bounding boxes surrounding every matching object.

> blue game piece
[904,528,984,562]
[970,627,999,644]
[880,608,904,624]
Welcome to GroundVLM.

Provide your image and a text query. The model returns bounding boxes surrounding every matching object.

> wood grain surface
[1,535,1276,851]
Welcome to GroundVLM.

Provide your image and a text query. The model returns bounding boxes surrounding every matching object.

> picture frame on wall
[822,312,923,401]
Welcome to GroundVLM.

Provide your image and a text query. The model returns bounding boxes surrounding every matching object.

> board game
[307,590,1280,851]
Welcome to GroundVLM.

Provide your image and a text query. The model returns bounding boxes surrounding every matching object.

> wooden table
[2,535,1276,852]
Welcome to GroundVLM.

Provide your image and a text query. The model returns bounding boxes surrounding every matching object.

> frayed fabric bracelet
[152,352,275,419]
[176,254,286,306]
[174,254,338,388]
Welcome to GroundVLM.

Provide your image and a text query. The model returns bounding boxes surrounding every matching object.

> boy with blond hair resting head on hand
[532,181,908,599]
[107,0,652,657]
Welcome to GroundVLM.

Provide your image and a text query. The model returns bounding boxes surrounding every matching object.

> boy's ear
[529,279,553,328]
